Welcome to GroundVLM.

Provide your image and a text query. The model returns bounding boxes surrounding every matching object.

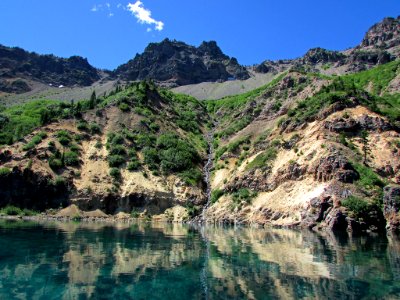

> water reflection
[0,220,399,299]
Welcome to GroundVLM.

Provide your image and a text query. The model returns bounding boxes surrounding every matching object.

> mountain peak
[360,16,400,48]
[114,39,249,86]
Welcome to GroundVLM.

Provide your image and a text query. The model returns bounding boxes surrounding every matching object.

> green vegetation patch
[343,60,400,95]
[0,100,60,145]
[211,189,224,203]
[0,205,38,216]
[246,147,277,171]
[0,167,11,176]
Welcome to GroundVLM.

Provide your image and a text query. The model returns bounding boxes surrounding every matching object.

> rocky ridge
[114,39,249,87]
[254,17,400,77]
[0,44,101,94]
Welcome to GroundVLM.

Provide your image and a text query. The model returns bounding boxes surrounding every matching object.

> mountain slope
[0,81,209,220]
[204,60,400,232]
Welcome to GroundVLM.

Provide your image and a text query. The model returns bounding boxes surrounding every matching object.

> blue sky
[0,1,399,70]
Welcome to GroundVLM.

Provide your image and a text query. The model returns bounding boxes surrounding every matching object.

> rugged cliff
[114,39,249,87]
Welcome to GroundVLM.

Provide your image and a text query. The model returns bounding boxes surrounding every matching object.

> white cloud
[127,1,164,31]
[91,4,100,12]
[106,3,110,8]
[147,28,152,32]
[109,12,114,17]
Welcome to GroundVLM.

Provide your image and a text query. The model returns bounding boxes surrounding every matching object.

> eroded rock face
[301,195,333,229]
[0,166,69,210]
[313,155,359,183]
[302,48,346,65]
[325,115,394,133]
[114,39,249,86]
[383,185,400,232]
[360,16,400,49]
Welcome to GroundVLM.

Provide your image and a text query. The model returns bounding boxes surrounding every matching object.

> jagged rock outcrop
[313,155,359,183]
[325,114,394,133]
[254,16,400,76]
[301,48,346,65]
[359,16,400,50]
[383,185,400,232]
[0,44,101,92]
[114,39,249,86]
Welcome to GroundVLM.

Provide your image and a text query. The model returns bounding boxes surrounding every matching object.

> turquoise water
[0,221,400,299]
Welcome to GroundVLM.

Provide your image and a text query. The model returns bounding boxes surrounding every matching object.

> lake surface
[0,221,399,300]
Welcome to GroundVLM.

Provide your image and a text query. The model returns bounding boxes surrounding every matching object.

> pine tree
[360,130,371,165]
[89,90,97,109]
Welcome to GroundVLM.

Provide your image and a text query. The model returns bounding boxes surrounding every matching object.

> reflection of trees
[0,221,400,299]
[203,226,400,299]
[0,221,203,299]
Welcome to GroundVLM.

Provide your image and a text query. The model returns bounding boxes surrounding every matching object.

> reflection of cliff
[203,227,400,299]
[1,221,400,299]
[62,245,106,299]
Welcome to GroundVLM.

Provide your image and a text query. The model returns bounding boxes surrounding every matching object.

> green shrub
[134,106,152,116]
[0,205,38,216]
[64,151,80,166]
[22,142,36,151]
[232,188,257,204]
[21,208,38,216]
[22,132,47,151]
[57,130,71,139]
[185,202,200,217]
[353,163,385,190]
[108,155,125,168]
[0,167,11,176]
[52,176,66,187]
[77,121,89,131]
[31,135,43,145]
[109,145,126,155]
[108,133,124,146]
[211,189,224,203]
[127,160,140,171]
[48,141,56,152]
[110,168,121,180]
[0,205,22,216]
[118,103,130,112]
[74,134,84,142]
[89,123,101,134]
[342,196,370,219]
[49,157,63,170]
[58,136,70,146]
[131,208,140,218]
[135,134,156,149]
[149,122,160,132]
[180,168,203,186]
[143,147,159,170]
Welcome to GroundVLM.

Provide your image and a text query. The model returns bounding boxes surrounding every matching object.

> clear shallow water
[0,221,400,300]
